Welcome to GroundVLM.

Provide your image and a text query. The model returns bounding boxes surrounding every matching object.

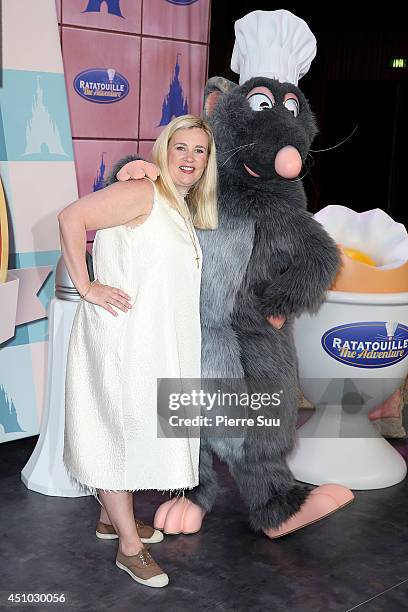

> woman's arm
[58,179,153,315]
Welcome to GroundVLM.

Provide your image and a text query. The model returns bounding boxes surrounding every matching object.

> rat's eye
[247,93,274,112]
[283,97,299,117]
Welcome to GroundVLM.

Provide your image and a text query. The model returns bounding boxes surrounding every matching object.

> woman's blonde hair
[152,115,218,229]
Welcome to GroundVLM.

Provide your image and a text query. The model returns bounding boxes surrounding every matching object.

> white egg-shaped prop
[289,206,408,489]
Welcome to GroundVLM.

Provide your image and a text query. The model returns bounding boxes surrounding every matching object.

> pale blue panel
[0,107,7,161]
[0,69,74,162]
[2,250,61,348]
[0,163,15,251]
[0,344,39,442]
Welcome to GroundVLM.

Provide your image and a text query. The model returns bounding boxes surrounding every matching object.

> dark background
[208,3,408,226]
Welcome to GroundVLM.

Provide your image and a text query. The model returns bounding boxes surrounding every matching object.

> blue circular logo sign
[74,68,130,104]
[166,0,199,5]
[321,321,408,369]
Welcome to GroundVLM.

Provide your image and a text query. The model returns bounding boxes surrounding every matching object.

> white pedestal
[289,408,407,490]
[21,298,89,497]
[291,291,408,490]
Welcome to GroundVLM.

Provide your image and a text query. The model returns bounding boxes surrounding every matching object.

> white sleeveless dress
[63,183,201,494]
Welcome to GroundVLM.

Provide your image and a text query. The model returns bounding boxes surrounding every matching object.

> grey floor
[1,435,407,612]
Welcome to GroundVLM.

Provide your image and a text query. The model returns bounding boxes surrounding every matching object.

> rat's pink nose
[274,146,302,178]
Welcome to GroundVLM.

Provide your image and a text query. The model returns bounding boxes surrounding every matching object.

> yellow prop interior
[342,247,376,267]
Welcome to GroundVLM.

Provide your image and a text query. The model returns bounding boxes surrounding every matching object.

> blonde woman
[59,115,218,588]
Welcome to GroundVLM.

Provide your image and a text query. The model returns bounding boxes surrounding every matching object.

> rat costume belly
[63,187,201,494]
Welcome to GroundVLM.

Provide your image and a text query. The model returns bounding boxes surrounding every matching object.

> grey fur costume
[107,75,341,531]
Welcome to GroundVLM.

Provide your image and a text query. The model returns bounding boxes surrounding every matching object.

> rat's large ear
[203,76,237,120]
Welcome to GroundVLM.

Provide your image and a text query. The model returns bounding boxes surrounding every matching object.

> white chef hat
[231,9,317,86]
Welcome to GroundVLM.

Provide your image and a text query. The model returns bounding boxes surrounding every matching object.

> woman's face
[167,128,209,190]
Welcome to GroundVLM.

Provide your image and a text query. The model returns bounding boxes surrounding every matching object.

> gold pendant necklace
[176,192,200,269]
[182,213,201,269]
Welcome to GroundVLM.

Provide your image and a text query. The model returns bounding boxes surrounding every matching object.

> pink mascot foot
[263,484,354,539]
[153,497,206,534]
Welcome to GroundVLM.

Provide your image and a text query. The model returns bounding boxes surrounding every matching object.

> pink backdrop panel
[143,0,210,43]
[55,0,61,23]
[73,139,138,245]
[73,139,138,197]
[139,38,207,140]
[138,141,154,161]
[62,0,142,34]
[62,28,140,138]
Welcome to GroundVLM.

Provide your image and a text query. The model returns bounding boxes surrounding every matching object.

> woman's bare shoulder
[106,177,154,199]
[104,178,154,217]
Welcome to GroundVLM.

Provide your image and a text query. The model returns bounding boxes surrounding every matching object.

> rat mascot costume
[109,10,354,538]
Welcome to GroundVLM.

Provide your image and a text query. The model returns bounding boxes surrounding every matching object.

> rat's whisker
[290,155,314,181]
[218,142,257,155]
[220,142,257,167]
[303,154,315,171]
[310,124,359,153]
[291,167,311,182]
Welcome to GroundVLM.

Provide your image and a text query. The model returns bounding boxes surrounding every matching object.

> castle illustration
[83,0,124,17]
[0,384,24,435]
[23,78,67,158]
[158,55,189,126]
[93,153,107,191]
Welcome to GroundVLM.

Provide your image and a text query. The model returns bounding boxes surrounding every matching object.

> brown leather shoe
[116,547,169,588]
[96,519,164,544]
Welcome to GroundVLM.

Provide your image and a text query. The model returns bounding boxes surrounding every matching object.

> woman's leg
[98,490,143,555]
[99,502,111,525]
